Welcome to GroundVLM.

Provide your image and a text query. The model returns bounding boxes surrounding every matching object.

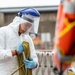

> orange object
[55,0,63,35]
[70,62,74,67]
[33,36,44,45]
[53,53,70,71]
[53,0,75,72]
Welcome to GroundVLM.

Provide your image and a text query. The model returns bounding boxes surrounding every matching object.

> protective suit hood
[9,16,32,35]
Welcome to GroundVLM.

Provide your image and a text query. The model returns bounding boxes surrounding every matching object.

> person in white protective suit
[0,8,40,75]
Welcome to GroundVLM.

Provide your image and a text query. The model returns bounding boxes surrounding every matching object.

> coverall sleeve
[0,30,12,61]
[28,36,38,64]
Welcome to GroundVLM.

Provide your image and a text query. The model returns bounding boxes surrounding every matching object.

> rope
[11,41,32,75]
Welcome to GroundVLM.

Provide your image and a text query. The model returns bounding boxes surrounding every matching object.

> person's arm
[28,36,38,66]
[22,35,38,69]
[0,30,17,61]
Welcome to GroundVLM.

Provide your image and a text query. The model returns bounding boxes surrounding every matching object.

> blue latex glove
[17,43,24,54]
[23,58,37,69]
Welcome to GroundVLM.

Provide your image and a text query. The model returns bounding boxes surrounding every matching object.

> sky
[0,0,60,8]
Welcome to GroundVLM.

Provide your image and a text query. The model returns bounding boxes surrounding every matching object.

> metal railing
[32,50,69,75]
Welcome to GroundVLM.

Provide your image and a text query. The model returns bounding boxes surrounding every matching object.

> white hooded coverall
[0,16,38,75]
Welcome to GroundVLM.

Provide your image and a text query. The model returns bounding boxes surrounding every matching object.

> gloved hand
[23,58,37,69]
[17,43,24,54]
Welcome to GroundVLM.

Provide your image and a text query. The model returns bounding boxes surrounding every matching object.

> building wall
[39,12,57,39]
[4,13,17,25]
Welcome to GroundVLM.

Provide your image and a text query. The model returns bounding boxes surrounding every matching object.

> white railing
[32,50,55,75]
[32,50,69,75]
